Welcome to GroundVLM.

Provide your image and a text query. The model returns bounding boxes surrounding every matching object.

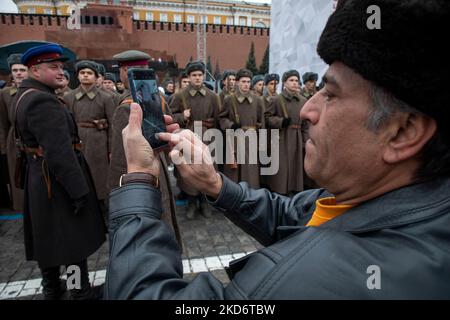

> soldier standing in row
[251,75,265,97]
[107,50,181,244]
[96,63,122,106]
[179,72,190,90]
[168,72,189,109]
[63,60,116,209]
[258,73,279,188]
[219,70,236,105]
[219,69,265,189]
[14,44,106,300]
[263,73,280,107]
[0,85,9,207]
[115,80,126,95]
[0,54,28,211]
[301,72,318,100]
[95,63,106,90]
[265,70,307,195]
[55,70,71,98]
[170,61,220,219]
[102,72,116,93]
[103,72,123,105]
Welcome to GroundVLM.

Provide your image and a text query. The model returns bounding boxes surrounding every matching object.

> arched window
[255,21,266,28]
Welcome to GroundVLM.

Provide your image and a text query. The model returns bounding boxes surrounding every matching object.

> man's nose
[300,94,320,124]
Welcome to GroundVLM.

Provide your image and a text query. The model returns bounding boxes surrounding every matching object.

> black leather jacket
[105,174,450,299]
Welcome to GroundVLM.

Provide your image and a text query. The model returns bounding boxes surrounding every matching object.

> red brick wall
[0,12,269,72]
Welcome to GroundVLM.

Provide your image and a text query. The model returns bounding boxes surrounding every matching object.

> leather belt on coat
[78,119,109,130]
[24,143,82,158]
[23,143,83,200]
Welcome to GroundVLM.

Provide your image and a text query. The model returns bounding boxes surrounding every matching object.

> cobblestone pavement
[0,170,264,300]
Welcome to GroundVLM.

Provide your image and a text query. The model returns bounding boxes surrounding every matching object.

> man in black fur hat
[106,0,450,299]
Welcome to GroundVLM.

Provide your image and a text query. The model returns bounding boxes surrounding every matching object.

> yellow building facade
[13,0,271,28]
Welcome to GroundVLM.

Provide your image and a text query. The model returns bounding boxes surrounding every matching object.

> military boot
[186,197,197,220]
[40,266,67,300]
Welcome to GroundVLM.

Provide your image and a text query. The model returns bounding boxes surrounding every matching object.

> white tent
[269,0,336,85]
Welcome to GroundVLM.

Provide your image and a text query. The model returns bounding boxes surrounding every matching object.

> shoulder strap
[180,90,189,111]
[216,94,223,112]
[279,94,289,119]
[231,95,240,125]
[160,94,166,114]
[14,89,38,144]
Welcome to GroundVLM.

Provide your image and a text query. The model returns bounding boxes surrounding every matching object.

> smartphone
[128,68,168,151]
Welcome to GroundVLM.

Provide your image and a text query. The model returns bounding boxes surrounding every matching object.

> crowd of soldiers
[0,45,319,299]
[1,49,320,218]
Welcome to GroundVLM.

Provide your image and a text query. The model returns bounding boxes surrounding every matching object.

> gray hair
[366,84,419,131]
[367,83,450,180]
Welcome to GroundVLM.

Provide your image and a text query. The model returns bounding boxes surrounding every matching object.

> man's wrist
[204,173,222,199]
[120,172,159,188]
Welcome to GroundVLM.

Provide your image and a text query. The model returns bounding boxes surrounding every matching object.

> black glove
[282,117,291,128]
[231,123,241,130]
[72,195,88,215]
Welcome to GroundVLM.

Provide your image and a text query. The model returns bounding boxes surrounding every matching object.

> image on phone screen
[128,69,168,151]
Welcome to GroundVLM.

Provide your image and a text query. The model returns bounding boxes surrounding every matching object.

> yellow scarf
[306,197,355,227]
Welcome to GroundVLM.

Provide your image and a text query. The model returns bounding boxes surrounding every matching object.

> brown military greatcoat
[265,89,307,195]
[0,86,24,210]
[107,93,182,247]
[219,88,265,189]
[63,85,116,200]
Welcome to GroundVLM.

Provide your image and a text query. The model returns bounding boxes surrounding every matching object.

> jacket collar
[188,84,206,97]
[263,92,273,103]
[282,89,301,101]
[322,177,450,233]
[9,86,17,96]
[75,85,97,100]
[19,78,56,95]
[235,88,253,104]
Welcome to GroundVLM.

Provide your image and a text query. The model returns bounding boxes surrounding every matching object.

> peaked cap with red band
[113,50,150,67]
[21,43,69,67]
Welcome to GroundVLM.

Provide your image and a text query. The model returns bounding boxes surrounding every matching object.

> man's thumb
[129,103,143,131]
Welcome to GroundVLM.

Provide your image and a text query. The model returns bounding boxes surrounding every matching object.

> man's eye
[322,90,335,101]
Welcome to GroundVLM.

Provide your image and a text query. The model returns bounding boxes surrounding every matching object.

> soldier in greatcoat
[265,70,307,195]
[0,54,28,210]
[262,73,280,108]
[251,75,265,97]
[219,70,236,106]
[13,44,106,300]
[55,70,71,98]
[107,50,181,245]
[63,60,116,206]
[259,73,281,188]
[102,72,123,106]
[219,69,265,189]
[301,72,319,100]
[169,61,221,219]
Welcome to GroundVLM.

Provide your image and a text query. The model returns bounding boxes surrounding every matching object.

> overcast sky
[0,0,271,13]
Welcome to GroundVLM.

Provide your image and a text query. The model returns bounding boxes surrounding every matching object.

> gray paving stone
[0,170,265,299]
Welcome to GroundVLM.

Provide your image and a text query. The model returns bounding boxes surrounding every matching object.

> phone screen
[128,68,168,151]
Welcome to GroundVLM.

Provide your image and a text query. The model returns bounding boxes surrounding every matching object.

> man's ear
[382,113,437,164]
[29,66,39,79]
